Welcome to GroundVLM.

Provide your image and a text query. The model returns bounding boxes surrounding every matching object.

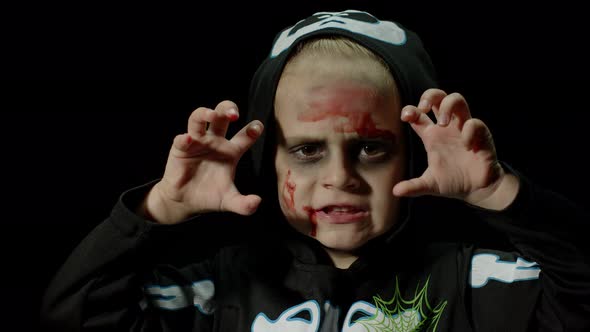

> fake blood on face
[297,86,396,141]
[303,206,318,237]
[298,109,396,141]
[282,170,296,211]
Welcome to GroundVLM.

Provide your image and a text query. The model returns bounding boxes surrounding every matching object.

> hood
[244,9,439,255]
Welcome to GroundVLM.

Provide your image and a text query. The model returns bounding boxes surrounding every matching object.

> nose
[321,153,361,191]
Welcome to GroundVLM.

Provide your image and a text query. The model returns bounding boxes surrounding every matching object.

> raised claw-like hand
[393,89,518,209]
[141,100,264,224]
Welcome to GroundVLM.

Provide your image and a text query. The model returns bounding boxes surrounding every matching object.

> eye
[358,141,392,162]
[361,143,381,156]
[290,144,324,162]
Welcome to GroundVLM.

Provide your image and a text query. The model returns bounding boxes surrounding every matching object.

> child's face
[273,54,406,252]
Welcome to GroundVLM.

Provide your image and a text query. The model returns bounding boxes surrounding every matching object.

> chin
[316,232,369,252]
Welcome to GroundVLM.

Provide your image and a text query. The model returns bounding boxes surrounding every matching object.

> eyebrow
[281,134,396,147]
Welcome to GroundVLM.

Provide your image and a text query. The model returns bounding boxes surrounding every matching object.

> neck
[324,247,358,269]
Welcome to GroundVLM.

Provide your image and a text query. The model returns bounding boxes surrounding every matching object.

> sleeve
[470,163,590,331]
[39,181,242,332]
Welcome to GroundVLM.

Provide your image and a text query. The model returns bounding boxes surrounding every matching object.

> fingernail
[250,123,262,134]
[227,108,238,120]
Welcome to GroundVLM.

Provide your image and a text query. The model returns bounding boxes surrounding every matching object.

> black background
[2,1,589,330]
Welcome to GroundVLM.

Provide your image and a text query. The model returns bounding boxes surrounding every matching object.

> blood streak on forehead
[297,85,396,141]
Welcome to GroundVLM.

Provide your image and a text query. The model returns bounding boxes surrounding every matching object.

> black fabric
[40,175,590,331]
[40,9,590,332]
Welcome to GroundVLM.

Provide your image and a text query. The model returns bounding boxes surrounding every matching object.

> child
[40,9,589,331]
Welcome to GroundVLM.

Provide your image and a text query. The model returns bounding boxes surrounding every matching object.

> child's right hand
[139,100,264,224]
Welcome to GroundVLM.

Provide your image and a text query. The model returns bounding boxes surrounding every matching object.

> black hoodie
[244,9,436,247]
[40,9,590,332]
[247,9,435,182]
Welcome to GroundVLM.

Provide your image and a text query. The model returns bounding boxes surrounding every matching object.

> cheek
[275,150,317,213]
[275,153,292,211]
[277,169,316,214]
[365,165,403,217]
[280,169,297,212]
[364,162,405,194]
[277,169,318,236]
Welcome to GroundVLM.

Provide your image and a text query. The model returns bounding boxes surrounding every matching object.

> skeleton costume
[41,10,590,332]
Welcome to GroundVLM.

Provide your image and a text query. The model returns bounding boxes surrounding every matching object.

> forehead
[306,83,382,112]
[288,82,392,120]
[274,49,401,136]
[275,78,401,137]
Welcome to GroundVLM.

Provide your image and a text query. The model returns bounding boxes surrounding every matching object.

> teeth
[326,206,357,212]
[332,207,351,212]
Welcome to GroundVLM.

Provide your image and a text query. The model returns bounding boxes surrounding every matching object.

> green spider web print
[356,276,447,332]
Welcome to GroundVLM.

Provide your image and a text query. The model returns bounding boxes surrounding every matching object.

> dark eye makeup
[287,139,394,164]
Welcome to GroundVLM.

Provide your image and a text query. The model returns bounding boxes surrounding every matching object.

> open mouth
[315,205,369,223]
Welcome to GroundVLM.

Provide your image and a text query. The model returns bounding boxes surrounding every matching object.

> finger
[438,93,471,129]
[461,118,494,153]
[416,88,447,123]
[171,133,194,152]
[221,191,262,215]
[229,120,264,156]
[401,106,434,138]
[392,176,434,197]
[209,100,240,137]
[187,107,216,137]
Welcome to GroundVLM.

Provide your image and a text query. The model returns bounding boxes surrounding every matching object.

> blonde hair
[292,36,386,63]
[284,36,395,93]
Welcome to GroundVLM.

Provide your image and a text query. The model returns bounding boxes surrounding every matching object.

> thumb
[462,118,494,153]
[393,176,433,197]
[220,191,262,216]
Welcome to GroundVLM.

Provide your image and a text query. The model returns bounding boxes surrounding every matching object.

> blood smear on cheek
[283,170,296,211]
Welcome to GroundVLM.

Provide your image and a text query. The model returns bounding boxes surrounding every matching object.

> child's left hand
[393,88,518,209]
